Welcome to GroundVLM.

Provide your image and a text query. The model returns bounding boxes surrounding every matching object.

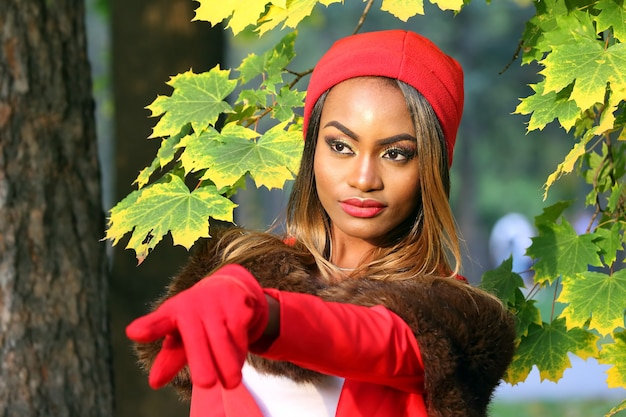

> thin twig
[285,67,314,89]
[499,40,523,75]
[353,0,375,35]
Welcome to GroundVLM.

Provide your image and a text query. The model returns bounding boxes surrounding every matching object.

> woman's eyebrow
[323,121,359,139]
[376,134,417,146]
[323,121,416,145]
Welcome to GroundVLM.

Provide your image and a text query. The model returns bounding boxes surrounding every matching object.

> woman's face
[314,77,421,246]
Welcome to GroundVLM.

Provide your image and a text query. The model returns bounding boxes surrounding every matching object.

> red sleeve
[251,289,425,394]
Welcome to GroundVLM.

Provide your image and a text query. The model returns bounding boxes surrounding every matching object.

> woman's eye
[383,147,413,161]
[326,138,353,155]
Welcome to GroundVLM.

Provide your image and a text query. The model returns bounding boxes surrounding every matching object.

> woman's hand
[126,264,269,390]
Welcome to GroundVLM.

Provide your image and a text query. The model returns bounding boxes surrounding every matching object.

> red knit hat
[303,30,464,166]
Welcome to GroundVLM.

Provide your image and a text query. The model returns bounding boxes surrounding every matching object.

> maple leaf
[273,86,306,122]
[146,67,237,139]
[106,175,236,263]
[527,215,603,285]
[257,0,336,36]
[134,124,190,188]
[558,270,626,336]
[535,200,571,223]
[237,32,296,86]
[178,124,259,176]
[198,121,303,190]
[381,0,425,19]
[513,291,543,340]
[594,0,626,43]
[193,0,279,35]
[540,12,626,112]
[481,257,526,305]
[594,224,623,266]
[504,318,599,385]
[431,0,463,12]
[543,135,592,199]
[599,331,626,389]
[515,82,580,132]
[480,257,542,340]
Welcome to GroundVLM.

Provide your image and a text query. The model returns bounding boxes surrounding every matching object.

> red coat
[134,230,516,417]
[190,295,429,417]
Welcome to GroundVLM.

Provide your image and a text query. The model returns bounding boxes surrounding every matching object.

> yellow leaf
[431,0,464,12]
[592,83,626,137]
[543,136,590,200]
[193,0,235,25]
[257,0,342,36]
[228,1,270,34]
[599,331,626,389]
[381,0,424,20]
[193,0,269,35]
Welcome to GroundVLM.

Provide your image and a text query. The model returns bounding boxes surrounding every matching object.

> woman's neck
[329,235,377,270]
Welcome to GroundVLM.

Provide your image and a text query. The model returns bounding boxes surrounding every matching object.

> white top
[242,361,345,417]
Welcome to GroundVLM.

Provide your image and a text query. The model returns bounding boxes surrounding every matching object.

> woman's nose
[347,155,383,192]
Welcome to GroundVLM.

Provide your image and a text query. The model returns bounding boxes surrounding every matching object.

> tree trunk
[0,1,114,416]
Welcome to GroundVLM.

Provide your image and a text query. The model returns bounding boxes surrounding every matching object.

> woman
[127,30,516,417]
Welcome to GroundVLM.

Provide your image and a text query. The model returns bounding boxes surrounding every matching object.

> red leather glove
[126,264,269,390]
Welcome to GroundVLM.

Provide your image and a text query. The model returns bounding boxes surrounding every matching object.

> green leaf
[527,216,603,285]
[200,121,303,190]
[595,0,626,43]
[535,201,571,224]
[608,182,626,213]
[134,124,190,188]
[179,124,259,176]
[520,0,569,64]
[541,17,626,112]
[513,291,543,340]
[273,86,306,122]
[504,318,599,384]
[105,175,236,263]
[559,270,626,336]
[480,258,542,342]
[238,88,268,109]
[480,257,526,305]
[594,224,623,266]
[514,81,580,132]
[146,67,237,138]
[599,331,626,390]
[237,32,297,85]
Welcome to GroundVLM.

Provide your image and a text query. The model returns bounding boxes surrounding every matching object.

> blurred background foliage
[85,0,617,415]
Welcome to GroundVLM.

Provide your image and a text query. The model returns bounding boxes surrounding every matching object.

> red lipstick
[340,198,385,218]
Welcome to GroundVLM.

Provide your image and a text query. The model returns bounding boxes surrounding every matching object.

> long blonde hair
[286,77,461,283]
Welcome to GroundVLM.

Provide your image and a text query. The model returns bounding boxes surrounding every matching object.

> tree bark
[0,1,114,416]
